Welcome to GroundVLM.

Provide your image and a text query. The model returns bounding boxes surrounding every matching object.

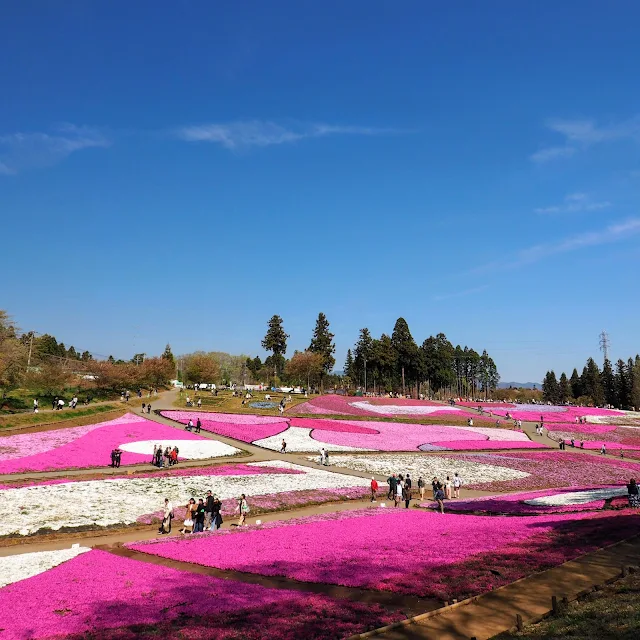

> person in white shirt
[33,399,38,413]
[159,498,173,534]
[452,473,462,498]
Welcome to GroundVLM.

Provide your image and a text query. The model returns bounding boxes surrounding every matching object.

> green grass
[497,570,640,639]
[0,404,122,430]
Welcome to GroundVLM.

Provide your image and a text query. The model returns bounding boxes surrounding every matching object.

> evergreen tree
[344,349,354,379]
[616,359,631,409]
[558,372,571,403]
[582,358,604,405]
[309,313,336,376]
[601,359,617,407]
[107,355,116,364]
[542,371,560,403]
[631,356,640,410]
[261,315,288,378]
[161,344,175,365]
[391,318,419,393]
[67,346,78,360]
[478,349,500,398]
[80,350,92,361]
[353,328,373,388]
[569,368,582,400]
[370,334,396,392]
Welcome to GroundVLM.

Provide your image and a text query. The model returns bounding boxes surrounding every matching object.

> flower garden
[127,508,640,602]
[0,413,240,474]
[2,399,640,639]
[161,410,546,452]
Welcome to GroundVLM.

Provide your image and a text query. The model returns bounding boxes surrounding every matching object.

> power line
[599,330,610,363]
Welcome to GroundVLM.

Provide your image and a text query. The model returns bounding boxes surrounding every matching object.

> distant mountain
[498,381,541,390]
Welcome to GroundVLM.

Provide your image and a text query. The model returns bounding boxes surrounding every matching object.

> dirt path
[356,535,640,640]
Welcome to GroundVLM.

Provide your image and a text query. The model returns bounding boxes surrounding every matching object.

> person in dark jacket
[211,495,223,531]
[193,499,206,533]
[387,474,397,500]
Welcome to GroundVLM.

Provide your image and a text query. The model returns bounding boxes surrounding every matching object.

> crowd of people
[158,492,250,535]
[152,444,181,467]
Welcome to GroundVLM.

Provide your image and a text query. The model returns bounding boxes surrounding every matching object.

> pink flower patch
[431,440,547,450]
[0,414,212,474]
[0,549,400,639]
[161,411,289,442]
[290,417,379,434]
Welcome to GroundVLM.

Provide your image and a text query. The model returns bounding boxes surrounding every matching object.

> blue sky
[1,1,639,382]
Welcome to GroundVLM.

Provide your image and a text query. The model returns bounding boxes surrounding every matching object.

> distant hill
[498,382,541,390]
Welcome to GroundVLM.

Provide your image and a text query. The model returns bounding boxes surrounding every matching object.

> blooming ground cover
[325,454,530,485]
[0,413,240,474]
[163,411,544,452]
[0,547,90,588]
[545,422,640,451]
[471,403,629,424]
[0,461,370,536]
[424,486,628,515]
[127,508,640,602]
[448,452,640,491]
[0,549,401,640]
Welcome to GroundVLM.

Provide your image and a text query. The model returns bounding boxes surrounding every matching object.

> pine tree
[601,359,617,407]
[569,368,582,399]
[309,313,335,376]
[616,359,631,409]
[261,315,289,377]
[353,328,373,389]
[391,318,419,394]
[344,349,354,379]
[542,371,560,403]
[631,356,640,410]
[558,372,571,403]
[161,344,175,365]
[582,358,604,405]
[478,350,500,399]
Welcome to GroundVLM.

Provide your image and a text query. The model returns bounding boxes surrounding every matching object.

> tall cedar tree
[344,349,354,379]
[161,344,175,365]
[582,358,604,405]
[542,371,560,403]
[569,368,582,399]
[601,359,617,406]
[391,318,419,393]
[261,315,289,377]
[353,328,373,388]
[309,313,336,391]
[558,372,571,403]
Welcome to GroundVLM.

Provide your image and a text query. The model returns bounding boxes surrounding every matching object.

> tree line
[343,319,499,397]
[542,356,640,409]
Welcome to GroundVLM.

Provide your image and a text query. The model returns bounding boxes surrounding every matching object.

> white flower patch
[0,462,369,537]
[0,547,90,588]
[455,427,532,442]
[324,454,530,485]
[349,402,461,416]
[252,426,373,452]
[119,439,240,459]
[524,487,627,507]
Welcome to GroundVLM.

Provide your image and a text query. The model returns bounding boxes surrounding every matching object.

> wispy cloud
[433,285,489,301]
[175,120,405,150]
[534,192,612,215]
[472,218,640,274]
[0,124,110,174]
[531,115,640,163]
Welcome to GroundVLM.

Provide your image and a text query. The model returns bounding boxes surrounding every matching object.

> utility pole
[599,330,610,363]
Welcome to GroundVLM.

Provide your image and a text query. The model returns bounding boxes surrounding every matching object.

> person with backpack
[417,476,425,501]
[235,494,249,526]
[434,486,445,513]
[387,474,397,500]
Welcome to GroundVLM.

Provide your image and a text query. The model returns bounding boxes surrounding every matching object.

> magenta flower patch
[0,414,219,474]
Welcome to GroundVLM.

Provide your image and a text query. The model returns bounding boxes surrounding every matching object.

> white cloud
[534,192,612,214]
[531,115,640,162]
[0,124,110,174]
[175,119,403,150]
[473,218,640,274]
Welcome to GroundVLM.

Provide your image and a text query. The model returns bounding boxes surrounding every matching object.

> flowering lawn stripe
[161,410,289,442]
[475,404,628,424]
[425,486,628,514]
[545,423,640,450]
[0,414,239,474]
[449,452,640,491]
[0,460,370,536]
[0,549,401,639]
[127,508,640,601]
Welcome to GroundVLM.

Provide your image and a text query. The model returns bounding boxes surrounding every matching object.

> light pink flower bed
[480,404,625,424]
[295,418,542,452]
[448,452,640,491]
[426,486,626,514]
[0,414,212,474]
[161,410,288,442]
[425,440,546,450]
[128,508,640,600]
[0,549,400,640]
[546,423,640,449]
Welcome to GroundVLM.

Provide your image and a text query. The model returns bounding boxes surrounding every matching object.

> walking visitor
[370,477,378,501]
[158,498,173,534]
[628,478,640,508]
[235,494,249,526]
[179,498,197,534]
[418,476,425,500]
[453,473,462,498]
